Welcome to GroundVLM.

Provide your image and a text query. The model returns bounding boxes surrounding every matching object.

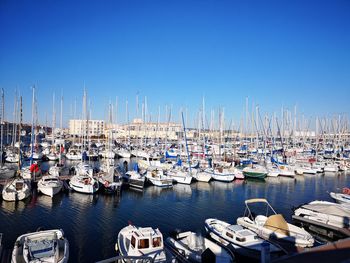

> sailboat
[2,93,31,201]
[69,89,99,194]
[0,89,16,177]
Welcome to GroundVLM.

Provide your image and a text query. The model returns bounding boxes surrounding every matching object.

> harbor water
[1,158,350,262]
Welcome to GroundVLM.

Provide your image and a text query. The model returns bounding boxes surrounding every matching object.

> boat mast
[0,89,4,167]
[30,86,35,166]
[17,95,23,170]
[181,111,191,174]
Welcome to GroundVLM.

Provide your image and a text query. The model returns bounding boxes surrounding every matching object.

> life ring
[342,187,350,195]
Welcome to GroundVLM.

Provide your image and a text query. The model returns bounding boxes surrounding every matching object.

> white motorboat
[2,178,31,201]
[204,167,235,182]
[124,170,146,189]
[204,218,282,260]
[192,169,212,182]
[69,175,99,194]
[116,225,169,262]
[167,167,192,185]
[146,168,173,187]
[237,198,314,248]
[166,231,234,262]
[266,164,280,177]
[11,229,69,263]
[330,191,350,204]
[37,175,63,197]
[277,165,295,178]
[293,200,350,239]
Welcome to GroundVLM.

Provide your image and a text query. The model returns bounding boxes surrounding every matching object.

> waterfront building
[69,119,105,137]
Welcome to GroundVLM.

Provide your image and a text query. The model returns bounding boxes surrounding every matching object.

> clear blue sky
[1,0,349,128]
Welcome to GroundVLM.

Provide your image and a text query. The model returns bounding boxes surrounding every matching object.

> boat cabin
[129,227,164,252]
[224,225,258,244]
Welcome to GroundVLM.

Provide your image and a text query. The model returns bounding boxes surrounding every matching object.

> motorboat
[11,229,69,263]
[237,198,314,248]
[277,164,295,178]
[116,225,170,262]
[330,190,350,204]
[204,218,282,260]
[266,164,280,177]
[146,167,173,187]
[166,230,234,262]
[166,167,192,185]
[293,200,350,240]
[124,170,146,189]
[192,169,212,182]
[37,175,63,197]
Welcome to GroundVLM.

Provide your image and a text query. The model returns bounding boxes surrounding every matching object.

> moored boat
[237,198,314,248]
[116,225,170,262]
[204,218,282,260]
[166,230,235,262]
[11,229,69,263]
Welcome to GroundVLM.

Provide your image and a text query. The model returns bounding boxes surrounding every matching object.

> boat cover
[264,214,290,236]
[302,203,350,217]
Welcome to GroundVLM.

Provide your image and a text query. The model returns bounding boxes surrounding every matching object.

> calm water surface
[1,159,350,262]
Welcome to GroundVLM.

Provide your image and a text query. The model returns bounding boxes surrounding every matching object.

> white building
[117,119,182,140]
[69,119,105,137]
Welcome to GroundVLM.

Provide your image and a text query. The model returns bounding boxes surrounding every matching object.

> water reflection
[0,171,349,262]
